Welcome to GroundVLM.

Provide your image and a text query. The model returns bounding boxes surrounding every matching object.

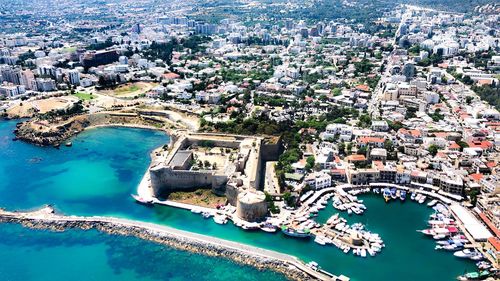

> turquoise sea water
[0,223,286,281]
[0,119,476,280]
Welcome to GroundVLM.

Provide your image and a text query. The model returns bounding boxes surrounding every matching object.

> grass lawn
[168,189,226,208]
[73,92,94,101]
[114,84,140,95]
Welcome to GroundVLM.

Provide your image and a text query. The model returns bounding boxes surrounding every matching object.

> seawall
[0,207,337,281]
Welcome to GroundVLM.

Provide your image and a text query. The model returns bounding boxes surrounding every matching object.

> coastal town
[1,0,500,280]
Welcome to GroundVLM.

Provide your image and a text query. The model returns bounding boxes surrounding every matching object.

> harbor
[0,121,485,281]
[0,206,339,281]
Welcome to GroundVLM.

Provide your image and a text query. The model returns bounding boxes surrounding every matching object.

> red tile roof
[358,136,385,143]
[479,213,500,238]
[488,237,500,251]
[469,173,483,182]
[346,154,366,162]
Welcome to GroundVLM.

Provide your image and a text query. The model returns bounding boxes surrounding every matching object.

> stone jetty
[0,206,341,281]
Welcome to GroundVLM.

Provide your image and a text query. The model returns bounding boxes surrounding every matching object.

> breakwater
[0,207,335,281]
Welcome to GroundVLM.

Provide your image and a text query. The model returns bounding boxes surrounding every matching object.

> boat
[360,248,367,258]
[130,194,153,206]
[457,271,490,281]
[65,142,72,147]
[260,223,278,233]
[343,246,350,254]
[347,209,353,215]
[281,226,311,238]
[396,189,401,199]
[419,195,427,204]
[427,199,438,207]
[314,236,327,246]
[306,261,319,271]
[433,234,447,240]
[191,208,202,214]
[476,262,491,270]
[454,249,477,259]
[383,188,391,202]
[390,188,397,199]
[213,215,228,224]
[411,192,416,201]
[202,212,213,219]
[367,248,376,257]
[242,222,260,230]
[400,190,407,201]
[470,253,484,261]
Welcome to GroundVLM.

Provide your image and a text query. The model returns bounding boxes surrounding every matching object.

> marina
[0,121,484,281]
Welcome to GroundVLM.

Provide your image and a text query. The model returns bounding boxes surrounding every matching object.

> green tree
[428,144,439,156]
[305,156,315,171]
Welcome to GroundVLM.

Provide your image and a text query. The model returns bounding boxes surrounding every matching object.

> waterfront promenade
[0,207,341,281]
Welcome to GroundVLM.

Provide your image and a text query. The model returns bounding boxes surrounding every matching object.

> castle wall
[150,166,227,197]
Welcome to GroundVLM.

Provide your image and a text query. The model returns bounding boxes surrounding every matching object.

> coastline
[13,112,176,146]
[0,207,337,281]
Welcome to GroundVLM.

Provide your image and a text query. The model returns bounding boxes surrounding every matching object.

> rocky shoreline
[0,208,326,281]
[13,112,170,146]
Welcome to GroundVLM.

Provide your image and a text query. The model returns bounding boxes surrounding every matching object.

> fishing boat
[400,190,407,201]
[130,194,154,206]
[281,226,311,238]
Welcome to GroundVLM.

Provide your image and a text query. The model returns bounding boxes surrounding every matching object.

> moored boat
[131,194,154,206]
[281,226,311,238]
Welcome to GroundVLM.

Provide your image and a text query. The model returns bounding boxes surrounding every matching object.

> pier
[0,207,344,281]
